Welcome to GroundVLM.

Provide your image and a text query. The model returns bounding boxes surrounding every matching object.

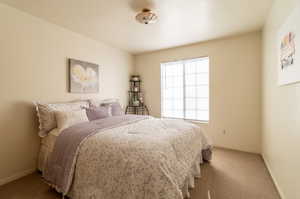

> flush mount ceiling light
[136,8,158,24]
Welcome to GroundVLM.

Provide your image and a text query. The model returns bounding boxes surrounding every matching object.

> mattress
[38,128,59,172]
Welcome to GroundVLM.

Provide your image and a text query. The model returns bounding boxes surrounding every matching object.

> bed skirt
[181,148,212,198]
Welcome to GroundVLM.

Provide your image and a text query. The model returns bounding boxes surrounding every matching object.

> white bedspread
[64,117,211,199]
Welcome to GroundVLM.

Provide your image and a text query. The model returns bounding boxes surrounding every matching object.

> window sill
[186,119,209,124]
[161,117,209,124]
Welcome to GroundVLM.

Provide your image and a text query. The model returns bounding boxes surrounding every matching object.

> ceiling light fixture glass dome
[136,8,158,24]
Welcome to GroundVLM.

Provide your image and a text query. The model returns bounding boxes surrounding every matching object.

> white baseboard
[0,168,36,186]
[262,154,285,199]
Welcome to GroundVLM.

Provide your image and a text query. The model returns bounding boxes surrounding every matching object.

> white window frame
[160,57,210,123]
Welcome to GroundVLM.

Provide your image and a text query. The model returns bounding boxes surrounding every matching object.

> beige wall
[135,32,262,153]
[262,0,300,198]
[0,4,133,184]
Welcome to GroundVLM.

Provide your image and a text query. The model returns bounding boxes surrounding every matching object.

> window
[161,57,209,121]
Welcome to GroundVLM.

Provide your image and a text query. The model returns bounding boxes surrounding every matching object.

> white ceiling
[0,0,273,54]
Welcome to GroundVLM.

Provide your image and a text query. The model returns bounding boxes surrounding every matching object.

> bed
[37,100,212,199]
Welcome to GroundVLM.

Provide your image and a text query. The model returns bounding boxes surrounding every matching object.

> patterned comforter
[44,115,212,199]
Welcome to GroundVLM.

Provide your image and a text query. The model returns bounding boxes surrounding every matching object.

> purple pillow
[84,106,110,121]
[102,102,124,116]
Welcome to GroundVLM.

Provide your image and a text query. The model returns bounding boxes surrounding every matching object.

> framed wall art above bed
[69,58,99,93]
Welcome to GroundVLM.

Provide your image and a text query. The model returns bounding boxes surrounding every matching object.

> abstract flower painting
[69,59,99,93]
[278,4,299,86]
[280,32,295,70]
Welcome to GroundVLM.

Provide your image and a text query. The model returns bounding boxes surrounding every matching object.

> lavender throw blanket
[43,115,148,195]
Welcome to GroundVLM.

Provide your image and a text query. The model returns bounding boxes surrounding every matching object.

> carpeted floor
[0,148,281,199]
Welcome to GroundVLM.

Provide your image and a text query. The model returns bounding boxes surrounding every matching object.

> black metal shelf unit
[125,76,149,115]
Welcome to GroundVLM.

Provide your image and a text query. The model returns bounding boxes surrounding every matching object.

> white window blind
[161,57,209,121]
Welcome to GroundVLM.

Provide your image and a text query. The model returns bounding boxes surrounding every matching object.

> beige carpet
[0,148,281,199]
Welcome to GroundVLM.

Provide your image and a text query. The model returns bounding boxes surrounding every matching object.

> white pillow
[55,109,89,132]
[35,100,89,137]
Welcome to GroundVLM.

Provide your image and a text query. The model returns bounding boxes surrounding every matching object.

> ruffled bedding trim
[181,148,212,198]
[42,147,213,199]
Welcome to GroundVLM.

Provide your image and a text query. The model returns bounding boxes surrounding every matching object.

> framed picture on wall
[278,4,300,86]
[69,58,99,93]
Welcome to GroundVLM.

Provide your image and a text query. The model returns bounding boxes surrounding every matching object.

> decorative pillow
[84,106,110,121]
[35,101,89,137]
[102,102,124,116]
[55,109,89,132]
